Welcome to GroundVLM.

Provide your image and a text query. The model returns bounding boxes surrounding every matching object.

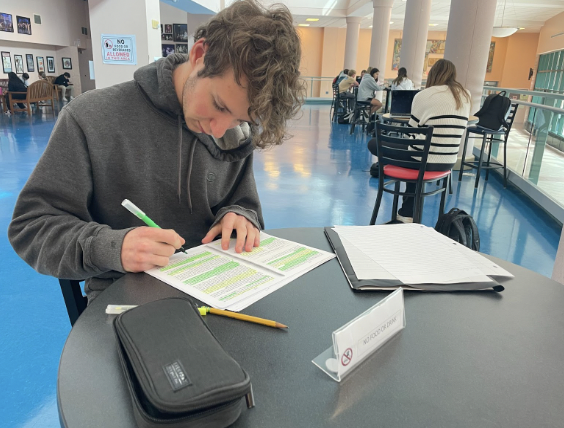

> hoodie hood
[133,53,255,209]
[133,53,254,162]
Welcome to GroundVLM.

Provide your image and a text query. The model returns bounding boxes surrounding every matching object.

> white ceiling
[259,0,564,33]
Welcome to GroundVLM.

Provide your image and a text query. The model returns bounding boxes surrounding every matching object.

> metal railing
[301,76,337,99]
[479,86,564,222]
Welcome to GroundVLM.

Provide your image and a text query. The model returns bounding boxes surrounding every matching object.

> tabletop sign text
[313,288,405,382]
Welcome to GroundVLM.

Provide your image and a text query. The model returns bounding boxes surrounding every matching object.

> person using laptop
[391,67,414,90]
[367,59,471,222]
[357,67,386,115]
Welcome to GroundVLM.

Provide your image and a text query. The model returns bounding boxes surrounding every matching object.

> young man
[8,0,305,301]
[54,72,74,101]
[338,69,359,110]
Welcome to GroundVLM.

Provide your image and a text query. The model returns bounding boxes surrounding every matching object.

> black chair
[458,103,518,188]
[349,99,372,134]
[330,84,346,122]
[59,279,87,326]
[370,123,451,225]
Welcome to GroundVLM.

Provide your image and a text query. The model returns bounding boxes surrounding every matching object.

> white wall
[89,0,161,89]
[0,0,91,92]
[0,0,89,48]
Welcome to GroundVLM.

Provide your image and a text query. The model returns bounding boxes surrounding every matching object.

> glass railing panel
[480,86,564,209]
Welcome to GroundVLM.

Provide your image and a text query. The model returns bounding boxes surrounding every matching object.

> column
[344,17,362,70]
[444,0,497,117]
[443,0,497,161]
[369,0,394,79]
[88,0,161,89]
[399,0,432,89]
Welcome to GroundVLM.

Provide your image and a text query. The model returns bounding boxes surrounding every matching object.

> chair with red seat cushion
[370,122,451,224]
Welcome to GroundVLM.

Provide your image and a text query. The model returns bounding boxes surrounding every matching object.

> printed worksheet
[146,233,335,311]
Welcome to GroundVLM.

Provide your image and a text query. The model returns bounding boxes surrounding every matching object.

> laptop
[389,90,419,118]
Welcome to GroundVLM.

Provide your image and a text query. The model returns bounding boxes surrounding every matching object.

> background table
[58,228,564,428]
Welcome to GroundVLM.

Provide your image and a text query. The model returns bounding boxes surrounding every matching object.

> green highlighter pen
[121,199,187,254]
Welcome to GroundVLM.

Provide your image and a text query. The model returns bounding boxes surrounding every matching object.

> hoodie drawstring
[177,114,195,214]
[186,137,196,215]
[177,115,182,204]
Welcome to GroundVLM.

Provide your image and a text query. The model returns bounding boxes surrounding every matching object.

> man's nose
[210,116,237,139]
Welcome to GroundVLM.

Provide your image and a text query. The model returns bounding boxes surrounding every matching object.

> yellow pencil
[198,306,288,329]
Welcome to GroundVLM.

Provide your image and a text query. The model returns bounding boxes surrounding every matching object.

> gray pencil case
[113,297,254,428]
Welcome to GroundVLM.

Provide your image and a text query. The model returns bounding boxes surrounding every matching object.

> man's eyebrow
[216,96,248,123]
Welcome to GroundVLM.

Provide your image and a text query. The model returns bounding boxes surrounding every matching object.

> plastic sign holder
[313,288,405,382]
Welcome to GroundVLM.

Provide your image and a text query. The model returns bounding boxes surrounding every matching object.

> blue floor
[0,104,561,427]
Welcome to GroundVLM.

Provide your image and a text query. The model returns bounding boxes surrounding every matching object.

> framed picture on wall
[173,24,188,42]
[36,56,45,73]
[162,44,175,58]
[62,57,72,70]
[26,54,34,72]
[0,12,14,32]
[46,56,55,73]
[164,24,172,34]
[175,44,188,54]
[161,33,172,41]
[16,16,31,35]
[14,54,24,74]
[1,51,12,73]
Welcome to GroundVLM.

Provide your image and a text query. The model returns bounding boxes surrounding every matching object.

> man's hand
[201,212,260,253]
[121,227,185,272]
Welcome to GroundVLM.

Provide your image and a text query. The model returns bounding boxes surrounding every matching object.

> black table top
[58,227,564,428]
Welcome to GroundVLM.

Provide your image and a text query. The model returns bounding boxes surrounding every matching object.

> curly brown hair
[194,0,306,149]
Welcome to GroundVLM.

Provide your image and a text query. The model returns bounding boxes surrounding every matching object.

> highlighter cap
[122,199,145,218]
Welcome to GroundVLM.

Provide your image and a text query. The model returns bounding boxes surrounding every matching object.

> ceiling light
[492,0,519,38]
[369,25,373,28]
[306,18,319,22]
[390,21,394,24]
[519,27,525,30]
[429,23,438,27]
[298,24,309,27]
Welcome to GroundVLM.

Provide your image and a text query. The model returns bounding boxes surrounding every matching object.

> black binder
[324,227,504,292]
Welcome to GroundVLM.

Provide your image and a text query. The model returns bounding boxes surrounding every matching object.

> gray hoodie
[8,54,264,299]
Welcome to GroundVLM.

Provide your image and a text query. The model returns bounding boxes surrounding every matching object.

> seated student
[336,69,349,86]
[54,72,74,102]
[21,73,30,87]
[8,0,305,302]
[367,59,471,222]
[391,67,414,90]
[357,67,386,114]
[356,70,366,84]
[7,72,27,110]
[338,69,359,110]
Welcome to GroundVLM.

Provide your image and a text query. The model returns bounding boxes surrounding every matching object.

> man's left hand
[201,212,260,253]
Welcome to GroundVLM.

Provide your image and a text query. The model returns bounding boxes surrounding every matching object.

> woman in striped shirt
[368,59,471,222]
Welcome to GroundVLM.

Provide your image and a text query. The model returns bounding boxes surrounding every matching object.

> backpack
[435,208,480,251]
[474,91,511,131]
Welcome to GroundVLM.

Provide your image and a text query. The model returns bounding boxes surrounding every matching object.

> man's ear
[189,38,207,66]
